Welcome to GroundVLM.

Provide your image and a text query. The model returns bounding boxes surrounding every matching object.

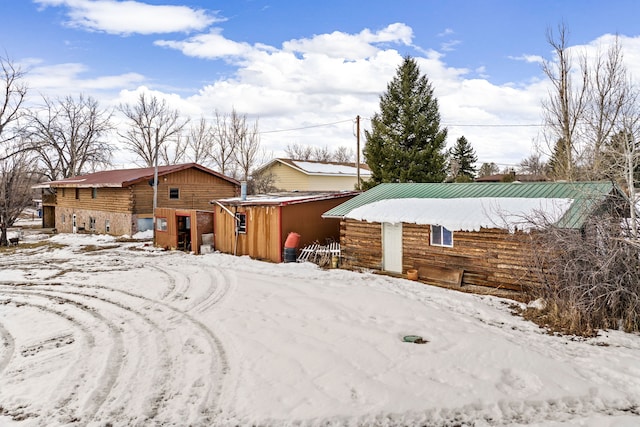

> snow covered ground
[0,233,639,426]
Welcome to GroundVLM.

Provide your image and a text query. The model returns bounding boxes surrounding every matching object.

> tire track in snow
[3,285,174,424]
[0,319,15,375]
[73,282,230,421]
[0,288,123,424]
[1,275,229,424]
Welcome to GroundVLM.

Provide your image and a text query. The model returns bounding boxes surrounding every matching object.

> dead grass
[79,244,120,253]
[0,241,66,253]
[519,302,600,337]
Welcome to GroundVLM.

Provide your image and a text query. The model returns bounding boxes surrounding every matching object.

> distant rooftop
[256,158,371,177]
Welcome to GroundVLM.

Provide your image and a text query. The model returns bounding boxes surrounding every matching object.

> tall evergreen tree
[547,137,570,180]
[363,56,448,188]
[448,135,477,182]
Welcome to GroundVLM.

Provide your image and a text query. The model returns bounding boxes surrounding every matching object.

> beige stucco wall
[55,207,135,236]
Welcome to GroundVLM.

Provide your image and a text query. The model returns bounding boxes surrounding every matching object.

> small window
[157,218,168,232]
[89,217,96,231]
[169,188,179,199]
[430,225,453,247]
[75,188,80,199]
[92,188,97,199]
[105,219,110,233]
[235,212,246,234]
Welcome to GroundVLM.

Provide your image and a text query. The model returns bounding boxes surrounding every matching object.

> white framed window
[235,212,247,234]
[89,217,96,231]
[105,219,110,233]
[430,225,453,247]
[157,218,168,232]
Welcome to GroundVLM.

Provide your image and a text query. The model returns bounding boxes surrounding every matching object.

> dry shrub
[525,212,640,335]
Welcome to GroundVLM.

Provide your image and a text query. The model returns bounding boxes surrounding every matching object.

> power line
[356,116,544,128]
[258,117,544,137]
[444,123,543,128]
[259,119,353,134]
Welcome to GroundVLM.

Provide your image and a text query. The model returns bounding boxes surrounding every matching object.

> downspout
[211,200,240,256]
[278,205,283,262]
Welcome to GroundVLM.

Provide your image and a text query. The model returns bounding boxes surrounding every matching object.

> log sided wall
[48,166,238,236]
[340,218,539,291]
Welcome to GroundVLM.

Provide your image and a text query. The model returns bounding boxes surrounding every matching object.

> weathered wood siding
[213,205,282,262]
[56,187,133,212]
[155,208,214,254]
[340,219,383,270]
[214,195,354,263]
[132,168,238,214]
[341,219,539,291]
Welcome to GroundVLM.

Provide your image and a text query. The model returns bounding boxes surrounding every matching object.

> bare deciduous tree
[234,115,261,181]
[0,151,36,245]
[477,162,499,177]
[159,132,188,165]
[525,204,640,334]
[0,56,33,246]
[518,153,547,176]
[584,36,628,180]
[185,116,214,166]
[26,94,113,180]
[284,143,313,160]
[333,145,355,163]
[542,23,589,180]
[119,93,189,167]
[210,110,238,176]
[0,56,28,159]
[311,145,332,162]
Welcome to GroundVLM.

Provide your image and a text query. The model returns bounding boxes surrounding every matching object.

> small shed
[212,191,359,262]
[154,208,214,254]
[323,181,631,291]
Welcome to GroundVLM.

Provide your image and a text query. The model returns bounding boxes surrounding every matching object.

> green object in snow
[403,335,428,344]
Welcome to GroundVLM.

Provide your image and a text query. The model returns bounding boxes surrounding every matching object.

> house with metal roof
[323,181,631,292]
[254,158,371,192]
[36,163,239,238]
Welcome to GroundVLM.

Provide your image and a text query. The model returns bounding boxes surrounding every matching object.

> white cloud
[440,40,461,52]
[26,62,145,99]
[27,17,631,168]
[283,23,413,60]
[34,0,220,35]
[509,54,545,64]
[155,29,255,59]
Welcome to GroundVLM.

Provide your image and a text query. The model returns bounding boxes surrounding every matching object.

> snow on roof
[216,191,358,206]
[291,160,371,176]
[346,197,574,232]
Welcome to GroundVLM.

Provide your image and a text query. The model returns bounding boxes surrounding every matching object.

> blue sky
[3,0,640,169]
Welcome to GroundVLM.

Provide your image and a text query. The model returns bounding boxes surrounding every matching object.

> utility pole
[356,115,361,190]
[152,127,159,246]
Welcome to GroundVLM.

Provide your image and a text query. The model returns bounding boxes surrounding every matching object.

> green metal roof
[322,181,627,229]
